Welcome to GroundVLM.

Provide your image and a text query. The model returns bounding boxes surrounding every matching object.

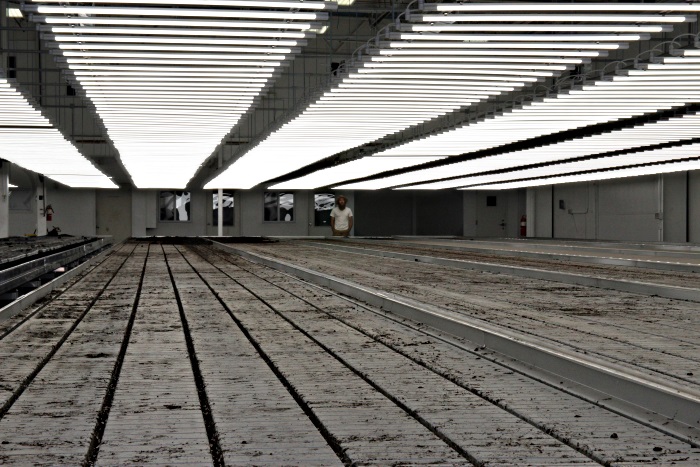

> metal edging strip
[0,240,115,323]
[307,241,700,303]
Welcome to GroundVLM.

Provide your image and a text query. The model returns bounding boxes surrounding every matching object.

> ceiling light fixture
[206,1,691,190]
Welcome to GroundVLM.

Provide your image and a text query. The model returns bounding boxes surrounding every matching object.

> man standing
[330,195,353,237]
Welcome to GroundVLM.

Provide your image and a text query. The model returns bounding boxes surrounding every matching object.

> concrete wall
[96,189,132,242]
[689,172,700,243]
[597,176,662,242]
[353,190,413,237]
[5,173,700,243]
[46,184,96,237]
[462,189,525,238]
[415,190,464,236]
[526,186,553,238]
[520,170,700,243]
[552,183,597,239]
[663,172,688,243]
[238,189,311,237]
[8,188,38,237]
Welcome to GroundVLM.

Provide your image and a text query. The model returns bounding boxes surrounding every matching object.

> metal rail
[0,237,112,296]
[305,241,700,303]
[341,238,700,273]
[0,244,133,423]
[211,240,700,446]
[0,242,118,328]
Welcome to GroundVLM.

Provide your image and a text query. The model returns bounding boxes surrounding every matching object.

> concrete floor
[0,239,699,465]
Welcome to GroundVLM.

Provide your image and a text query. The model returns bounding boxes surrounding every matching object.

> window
[160,191,191,221]
[264,192,294,222]
[314,193,335,226]
[212,191,234,226]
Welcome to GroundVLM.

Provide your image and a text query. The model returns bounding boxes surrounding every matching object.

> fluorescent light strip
[39,17,319,30]
[48,27,310,39]
[33,6,326,21]
[332,58,700,190]
[409,25,671,33]
[378,50,605,57]
[371,56,589,65]
[399,118,700,190]
[29,0,336,188]
[270,157,448,190]
[461,160,700,191]
[393,33,647,42]
[414,14,692,23]
[206,1,691,189]
[53,37,302,48]
[0,78,116,188]
[425,3,700,12]
[61,52,290,63]
[33,0,333,10]
[386,42,624,49]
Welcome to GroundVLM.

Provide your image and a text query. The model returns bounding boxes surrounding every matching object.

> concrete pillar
[525,188,536,238]
[132,189,147,237]
[0,160,9,238]
[36,177,47,236]
[217,188,223,237]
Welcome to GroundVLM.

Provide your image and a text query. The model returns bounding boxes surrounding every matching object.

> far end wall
[522,171,700,242]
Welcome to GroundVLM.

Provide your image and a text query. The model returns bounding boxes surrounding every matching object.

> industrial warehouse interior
[1,0,700,465]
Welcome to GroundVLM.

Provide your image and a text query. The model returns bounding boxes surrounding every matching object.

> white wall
[597,176,661,242]
[6,173,693,243]
[8,188,37,237]
[526,186,553,238]
[689,171,700,243]
[553,183,598,239]
[46,185,96,237]
[463,191,477,237]
[662,172,687,243]
[96,189,132,242]
[239,189,310,237]
[463,190,525,238]
[519,170,700,243]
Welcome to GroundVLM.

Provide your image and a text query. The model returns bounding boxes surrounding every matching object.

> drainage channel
[162,244,224,467]
[212,246,700,465]
[197,245,611,466]
[185,245,604,466]
[267,241,700,389]
[0,243,134,422]
[83,244,149,466]
[171,245,351,466]
[211,240,700,447]
[175,245,482,465]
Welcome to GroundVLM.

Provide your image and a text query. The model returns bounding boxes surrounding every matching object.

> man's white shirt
[330,206,353,231]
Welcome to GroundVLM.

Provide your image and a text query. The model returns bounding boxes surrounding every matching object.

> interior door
[475,192,508,237]
[96,189,132,242]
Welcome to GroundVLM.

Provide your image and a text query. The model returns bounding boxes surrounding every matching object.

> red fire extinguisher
[45,205,54,222]
[520,215,527,237]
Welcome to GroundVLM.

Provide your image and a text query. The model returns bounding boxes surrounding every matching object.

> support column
[36,176,46,236]
[217,147,224,237]
[0,160,9,239]
[217,188,223,237]
[525,188,536,238]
